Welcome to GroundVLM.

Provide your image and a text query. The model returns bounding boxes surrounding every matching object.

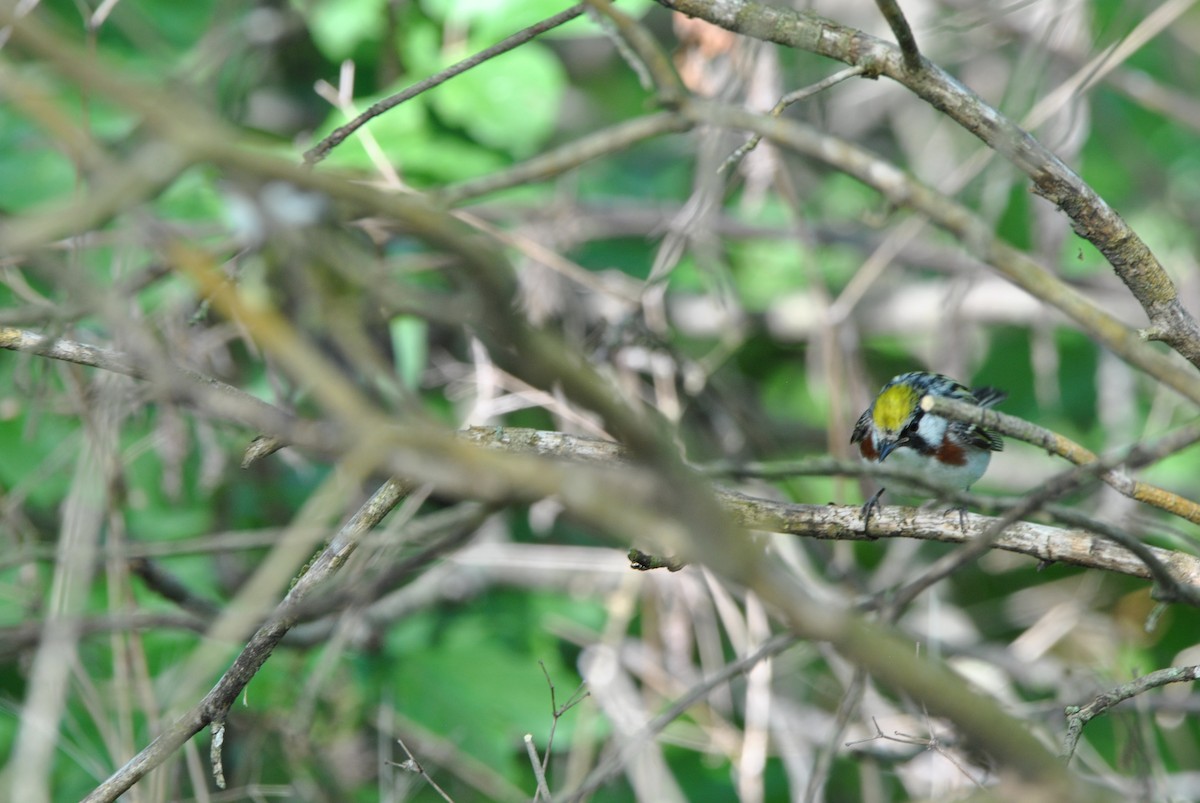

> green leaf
[391,612,573,770]
[390,316,428,389]
[154,166,225,224]
[308,0,391,61]
[312,87,429,169]
[430,42,565,158]
[0,116,78,213]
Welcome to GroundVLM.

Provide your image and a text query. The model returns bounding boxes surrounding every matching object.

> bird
[850,371,1006,527]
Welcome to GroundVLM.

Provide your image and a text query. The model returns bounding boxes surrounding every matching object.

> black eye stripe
[901,409,924,436]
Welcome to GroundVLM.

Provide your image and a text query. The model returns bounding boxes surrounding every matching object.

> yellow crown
[872,383,921,432]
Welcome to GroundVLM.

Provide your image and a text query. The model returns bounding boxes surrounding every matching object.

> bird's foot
[860,488,885,537]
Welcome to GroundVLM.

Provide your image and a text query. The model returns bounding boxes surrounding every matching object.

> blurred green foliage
[3,0,1200,800]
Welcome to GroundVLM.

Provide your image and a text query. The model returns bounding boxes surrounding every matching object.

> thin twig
[562,633,799,801]
[803,667,867,803]
[0,325,299,436]
[0,612,207,661]
[82,477,415,802]
[4,323,1195,599]
[128,558,221,619]
[537,660,589,800]
[302,4,588,165]
[437,113,690,206]
[720,66,866,173]
[925,394,1200,526]
[0,262,171,326]
[1062,665,1200,761]
[659,0,1200,369]
[525,734,554,803]
[460,426,1200,597]
[393,737,456,803]
[882,426,1200,613]
[584,0,684,103]
[847,716,985,788]
[874,0,921,70]
[676,97,1200,405]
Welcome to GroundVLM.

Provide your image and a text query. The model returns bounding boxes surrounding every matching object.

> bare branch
[302,4,589,165]
[655,0,1200,367]
[874,0,921,71]
[82,476,415,802]
[675,99,1200,404]
[1063,665,1200,760]
[437,113,690,206]
[925,394,1200,525]
[584,0,684,103]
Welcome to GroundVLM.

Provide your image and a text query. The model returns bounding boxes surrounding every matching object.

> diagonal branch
[80,476,416,802]
[874,0,921,70]
[2,13,1102,795]
[302,4,590,165]
[655,0,1200,367]
[1062,665,1200,760]
[677,99,1200,405]
[926,394,1200,526]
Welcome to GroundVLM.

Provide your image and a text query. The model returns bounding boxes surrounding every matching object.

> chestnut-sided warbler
[851,371,1006,520]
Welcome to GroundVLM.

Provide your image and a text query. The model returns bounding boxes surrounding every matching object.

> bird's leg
[861,487,886,535]
[944,503,969,534]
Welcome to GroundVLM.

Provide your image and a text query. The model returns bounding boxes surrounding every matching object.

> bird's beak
[876,439,898,462]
